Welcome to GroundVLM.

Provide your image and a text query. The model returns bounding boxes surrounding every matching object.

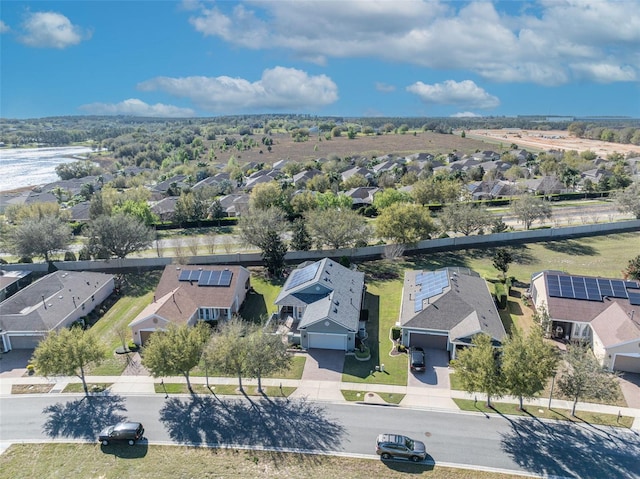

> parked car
[98,421,144,446]
[375,433,427,462]
[410,347,426,372]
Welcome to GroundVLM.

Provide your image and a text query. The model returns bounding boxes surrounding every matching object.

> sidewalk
[2,372,639,430]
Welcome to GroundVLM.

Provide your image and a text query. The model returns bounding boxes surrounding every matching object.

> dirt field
[468,129,639,156]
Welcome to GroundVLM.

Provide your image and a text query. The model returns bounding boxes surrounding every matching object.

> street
[1,393,639,479]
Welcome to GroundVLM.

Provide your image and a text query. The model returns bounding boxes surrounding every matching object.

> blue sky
[1,0,639,119]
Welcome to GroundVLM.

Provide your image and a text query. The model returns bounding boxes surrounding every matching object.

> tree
[249,181,285,211]
[510,194,552,230]
[451,333,504,407]
[501,326,558,409]
[9,215,72,262]
[141,322,210,394]
[84,213,154,258]
[492,248,513,280]
[557,343,620,416]
[613,181,640,219]
[261,230,288,278]
[32,328,108,396]
[113,199,157,226]
[208,199,224,225]
[622,255,640,280]
[204,317,251,392]
[375,203,435,244]
[305,208,372,249]
[290,218,312,251]
[246,325,292,393]
[238,206,287,250]
[372,189,411,210]
[439,203,493,236]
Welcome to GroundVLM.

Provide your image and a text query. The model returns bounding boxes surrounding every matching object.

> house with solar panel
[399,267,506,360]
[274,258,365,351]
[530,271,640,373]
[129,265,251,346]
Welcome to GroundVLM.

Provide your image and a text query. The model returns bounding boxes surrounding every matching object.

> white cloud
[407,80,500,109]
[138,67,338,112]
[78,99,195,118]
[18,12,89,49]
[187,0,640,85]
[570,63,637,83]
[375,82,396,93]
[451,111,482,118]
[0,20,10,33]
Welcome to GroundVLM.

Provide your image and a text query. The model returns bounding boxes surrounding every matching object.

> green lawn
[155,383,296,397]
[453,399,634,428]
[0,443,528,479]
[341,389,405,404]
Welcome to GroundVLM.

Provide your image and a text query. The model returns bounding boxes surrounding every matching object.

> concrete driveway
[0,349,33,378]
[407,348,451,389]
[618,372,640,409]
[301,349,345,382]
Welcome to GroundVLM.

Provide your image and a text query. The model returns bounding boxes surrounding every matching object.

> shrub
[18,256,33,263]
[127,340,139,351]
[339,256,351,268]
[494,282,507,309]
[391,326,401,341]
[78,247,91,261]
[64,251,77,261]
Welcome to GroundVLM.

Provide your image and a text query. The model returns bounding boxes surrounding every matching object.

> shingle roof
[401,267,506,343]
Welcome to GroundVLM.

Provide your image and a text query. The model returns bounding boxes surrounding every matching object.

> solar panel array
[414,270,449,313]
[546,274,640,302]
[285,262,321,291]
[177,269,233,287]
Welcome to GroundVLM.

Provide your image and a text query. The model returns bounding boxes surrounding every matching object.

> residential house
[530,271,640,373]
[344,187,380,207]
[0,271,114,351]
[218,193,250,217]
[293,168,323,187]
[472,150,501,162]
[399,267,506,360]
[341,166,373,183]
[525,176,568,195]
[274,258,365,351]
[151,197,179,222]
[129,265,251,346]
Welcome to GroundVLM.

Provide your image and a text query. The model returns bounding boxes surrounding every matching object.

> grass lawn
[155,382,296,397]
[342,284,408,386]
[341,389,405,404]
[453,399,634,428]
[0,443,529,479]
[62,383,112,394]
[191,355,306,380]
[87,271,161,376]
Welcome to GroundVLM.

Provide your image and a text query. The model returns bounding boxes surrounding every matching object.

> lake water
[0,146,96,192]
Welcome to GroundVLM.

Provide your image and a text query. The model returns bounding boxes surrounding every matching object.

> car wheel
[101,440,109,446]
[410,455,421,462]
[128,439,135,446]
[381,453,391,460]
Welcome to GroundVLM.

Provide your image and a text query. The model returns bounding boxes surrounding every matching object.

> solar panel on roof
[628,291,640,306]
[558,276,574,298]
[219,270,233,286]
[597,279,614,297]
[199,270,212,285]
[624,280,640,290]
[178,269,191,281]
[285,262,321,290]
[611,280,628,299]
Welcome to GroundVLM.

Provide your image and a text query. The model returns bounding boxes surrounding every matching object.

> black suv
[410,347,426,372]
[98,421,144,446]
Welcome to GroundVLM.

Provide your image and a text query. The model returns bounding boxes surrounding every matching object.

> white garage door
[308,333,347,350]
[613,354,640,374]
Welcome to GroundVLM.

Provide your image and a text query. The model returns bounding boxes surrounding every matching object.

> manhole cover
[424,432,432,437]
[367,392,375,397]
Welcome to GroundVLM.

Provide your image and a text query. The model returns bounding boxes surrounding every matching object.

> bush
[127,340,139,352]
[339,256,351,268]
[18,256,33,263]
[391,326,401,341]
[64,251,77,261]
[494,282,507,309]
[78,247,91,261]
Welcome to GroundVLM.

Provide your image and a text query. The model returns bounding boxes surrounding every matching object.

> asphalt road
[2,394,639,479]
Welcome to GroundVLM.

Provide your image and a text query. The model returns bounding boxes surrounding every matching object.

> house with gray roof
[399,267,506,360]
[0,271,114,351]
[274,258,365,351]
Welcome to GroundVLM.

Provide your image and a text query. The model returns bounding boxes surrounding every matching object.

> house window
[199,308,214,320]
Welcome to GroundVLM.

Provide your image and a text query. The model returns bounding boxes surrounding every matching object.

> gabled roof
[0,271,114,333]
[275,258,365,332]
[148,265,251,325]
[401,267,506,343]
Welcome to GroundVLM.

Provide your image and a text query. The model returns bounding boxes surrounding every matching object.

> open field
[469,129,640,156]
[0,443,529,479]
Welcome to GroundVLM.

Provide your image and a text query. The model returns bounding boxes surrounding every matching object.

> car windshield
[404,437,414,449]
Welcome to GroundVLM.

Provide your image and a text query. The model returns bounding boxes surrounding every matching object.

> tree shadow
[42,393,128,440]
[158,395,345,455]
[541,240,597,256]
[501,416,640,478]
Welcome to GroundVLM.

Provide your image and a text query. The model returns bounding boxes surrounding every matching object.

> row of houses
[1,260,638,374]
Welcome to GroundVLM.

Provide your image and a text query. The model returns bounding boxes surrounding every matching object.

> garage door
[308,333,347,350]
[8,335,43,350]
[409,332,448,350]
[140,330,155,346]
[613,354,640,374]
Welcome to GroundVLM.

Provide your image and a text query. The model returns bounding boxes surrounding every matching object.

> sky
[1,0,640,120]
